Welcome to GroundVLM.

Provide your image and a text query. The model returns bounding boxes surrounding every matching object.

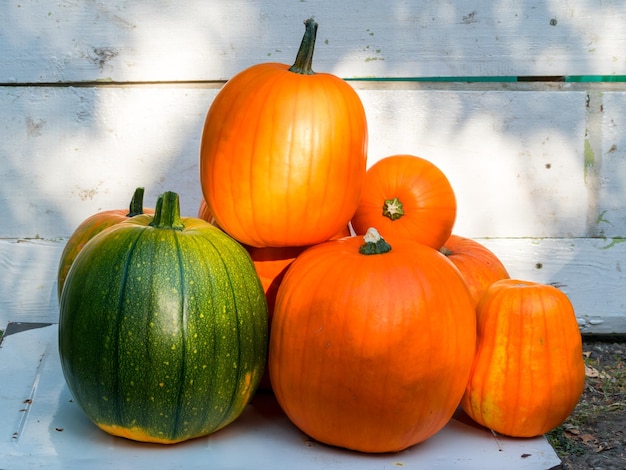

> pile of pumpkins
[57,18,585,453]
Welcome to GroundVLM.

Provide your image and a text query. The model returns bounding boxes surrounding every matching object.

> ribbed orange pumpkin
[200,19,367,248]
[351,154,457,249]
[57,187,154,299]
[461,279,585,437]
[197,198,218,226]
[440,234,510,307]
[197,198,212,222]
[269,228,476,453]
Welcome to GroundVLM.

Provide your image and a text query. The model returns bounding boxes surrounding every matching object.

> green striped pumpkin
[58,191,268,444]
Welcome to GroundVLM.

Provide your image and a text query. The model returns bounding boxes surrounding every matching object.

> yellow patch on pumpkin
[96,422,184,445]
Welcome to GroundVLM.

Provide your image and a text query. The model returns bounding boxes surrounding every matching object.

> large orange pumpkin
[461,279,585,437]
[269,228,476,452]
[440,234,510,307]
[57,187,154,299]
[199,19,367,248]
[351,154,456,249]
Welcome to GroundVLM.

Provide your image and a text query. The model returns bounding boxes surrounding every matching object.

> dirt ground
[547,337,626,469]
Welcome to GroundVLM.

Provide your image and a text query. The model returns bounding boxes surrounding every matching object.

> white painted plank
[2,85,624,240]
[0,85,216,238]
[1,238,625,335]
[1,0,626,82]
[0,239,60,323]
[361,85,591,239]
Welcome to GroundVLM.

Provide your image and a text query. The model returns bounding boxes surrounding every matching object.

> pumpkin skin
[197,197,213,221]
[439,234,510,307]
[269,228,476,452]
[199,19,367,248]
[246,245,308,391]
[246,226,350,391]
[351,155,457,249]
[57,187,154,299]
[59,192,268,444]
[246,245,309,318]
[461,279,585,437]
[246,225,350,317]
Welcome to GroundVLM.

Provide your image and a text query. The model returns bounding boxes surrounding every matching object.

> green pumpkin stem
[126,187,146,217]
[439,246,453,257]
[288,18,318,75]
[150,191,185,231]
[359,227,392,255]
[383,197,405,221]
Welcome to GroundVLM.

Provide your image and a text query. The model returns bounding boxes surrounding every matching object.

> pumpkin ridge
[224,69,288,246]
[250,76,285,244]
[198,233,263,425]
[170,229,188,439]
[219,245,253,422]
[113,227,146,426]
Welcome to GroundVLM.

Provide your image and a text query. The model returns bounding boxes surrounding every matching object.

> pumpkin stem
[439,246,453,256]
[359,227,392,255]
[150,191,185,231]
[382,197,405,221]
[288,18,318,75]
[126,187,146,217]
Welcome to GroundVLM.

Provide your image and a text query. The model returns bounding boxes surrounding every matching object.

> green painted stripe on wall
[345,76,626,83]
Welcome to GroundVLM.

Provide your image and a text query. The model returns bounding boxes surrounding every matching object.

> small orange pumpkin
[351,154,457,249]
[200,19,367,247]
[269,228,476,452]
[461,279,585,437]
[439,234,510,307]
[57,187,154,299]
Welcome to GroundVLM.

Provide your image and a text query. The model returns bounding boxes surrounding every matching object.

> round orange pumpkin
[440,234,510,307]
[269,228,476,452]
[351,154,456,249]
[461,279,585,437]
[199,19,367,248]
[57,187,154,299]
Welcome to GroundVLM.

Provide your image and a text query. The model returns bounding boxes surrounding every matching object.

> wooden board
[3,84,626,239]
[2,237,625,335]
[1,0,626,82]
[1,1,626,333]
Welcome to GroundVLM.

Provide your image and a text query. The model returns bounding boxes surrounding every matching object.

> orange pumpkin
[57,187,154,299]
[351,154,456,249]
[197,198,211,221]
[440,234,510,307]
[197,198,218,226]
[248,225,350,391]
[247,246,308,319]
[461,279,585,437]
[199,19,367,248]
[269,228,476,452]
[246,245,308,392]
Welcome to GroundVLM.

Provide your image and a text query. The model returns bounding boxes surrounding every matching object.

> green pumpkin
[58,191,268,444]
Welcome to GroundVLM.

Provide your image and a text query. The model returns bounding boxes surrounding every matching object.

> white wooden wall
[2,1,626,334]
